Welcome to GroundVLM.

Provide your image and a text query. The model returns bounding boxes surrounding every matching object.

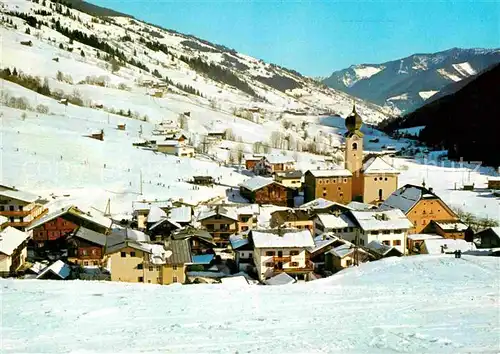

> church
[304,105,399,205]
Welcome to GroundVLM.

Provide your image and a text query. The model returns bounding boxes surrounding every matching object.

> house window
[137,264,143,270]
[130,251,136,257]
[241,226,249,231]
[318,179,323,184]
[370,231,379,235]
[393,240,401,246]
[374,177,378,181]
[173,276,178,283]
[93,261,99,266]
[290,250,299,256]
[378,189,383,200]
[149,266,154,271]
[346,259,353,266]
[9,217,14,223]
[384,177,388,181]
[206,224,214,231]
[265,251,275,256]
[157,277,161,283]
[325,179,330,184]
[343,178,347,183]
[18,205,23,211]
[148,280,151,283]
[332,178,337,183]
[156,266,161,271]
[382,230,390,235]
[265,262,273,267]
[0,206,3,211]
[82,249,88,256]
[84,261,89,266]
[91,249,97,255]
[120,252,126,258]
[359,239,365,245]
[382,240,390,246]
[173,265,177,270]
[290,262,299,267]
[138,277,144,282]
[9,206,14,211]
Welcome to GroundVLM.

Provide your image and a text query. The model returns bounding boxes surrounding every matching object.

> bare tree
[236,143,245,167]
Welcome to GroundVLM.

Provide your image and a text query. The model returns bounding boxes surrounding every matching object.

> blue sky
[90,0,499,77]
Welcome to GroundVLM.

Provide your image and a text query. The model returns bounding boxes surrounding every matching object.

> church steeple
[345,103,363,137]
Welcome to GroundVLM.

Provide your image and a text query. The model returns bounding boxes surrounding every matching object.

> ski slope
[1,255,499,353]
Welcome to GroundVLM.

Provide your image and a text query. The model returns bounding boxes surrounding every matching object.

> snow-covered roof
[327,242,361,258]
[30,261,48,275]
[0,227,29,256]
[488,177,500,181]
[239,176,274,192]
[110,227,150,242]
[157,140,179,146]
[422,239,476,255]
[236,204,259,215]
[380,184,439,214]
[366,240,403,257]
[407,233,444,241]
[307,234,341,253]
[265,155,295,164]
[316,213,355,229]
[350,209,413,231]
[265,272,296,285]
[133,200,172,212]
[197,206,238,221]
[251,229,314,248]
[347,201,378,211]
[362,156,399,174]
[149,218,182,231]
[306,169,352,177]
[0,215,9,225]
[229,232,250,250]
[27,205,112,231]
[275,170,302,179]
[36,260,71,280]
[169,206,192,223]
[147,206,167,223]
[433,220,469,232]
[300,198,351,211]
[0,188,41,203]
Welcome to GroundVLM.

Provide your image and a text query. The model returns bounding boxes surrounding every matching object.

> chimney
[428,187,433,193]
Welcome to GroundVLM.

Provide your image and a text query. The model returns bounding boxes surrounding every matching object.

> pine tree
[25,27,31,35]
[12,68,18,76]
[80,50,85,57]
[59,43,64,49]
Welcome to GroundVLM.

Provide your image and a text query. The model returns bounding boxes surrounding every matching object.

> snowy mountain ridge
[323,47,500,113]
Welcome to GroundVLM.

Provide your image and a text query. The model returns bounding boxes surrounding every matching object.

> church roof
[345,104,363,137]
[362,156,399,174]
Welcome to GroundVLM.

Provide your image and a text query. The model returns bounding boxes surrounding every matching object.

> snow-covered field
[1,255,499,353]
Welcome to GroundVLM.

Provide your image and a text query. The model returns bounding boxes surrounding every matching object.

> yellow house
[0,185,48,230]
[106,239,191,285]
[0,227,30,276]
[274,170,302,189]
[270,209,314,231]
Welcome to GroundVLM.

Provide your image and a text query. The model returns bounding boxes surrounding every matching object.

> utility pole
[139,169,143,195]
[104,198,111,217]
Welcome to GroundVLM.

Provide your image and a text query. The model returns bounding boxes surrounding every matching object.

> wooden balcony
[274,261,314,273]
[273,256,291,263]
[0,210,31,217]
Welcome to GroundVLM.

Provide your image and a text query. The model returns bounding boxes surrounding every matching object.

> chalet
[206,131,226,141]
[87,129,104,141]
[365,240,403,259]
[424,220,471,240]
[487,177,500,190]
[244,154,265,170]
[229,231,254,272]
[117,124,126,131]
[148,218,182,240]
[303,169,353,205]
[306,234,346,272]
[407,234,444,254]
[419,238,476,255]
[170,228,216,255]
[0,185,48,230]
[132,200,173,229]
[106,239,192,285]
[380,184,460,234]
[192,176,214,186]
[270,209,313,230]
[36,260,71,280]
[66,227,123,267]
[145,206,167,229]
[251,229,315,282]
[274,170,302,189]
[168,206,193,226]
[0,227,30,277]
[27,205,112,253]
[474,227,500,249]
[239,177,293,207]
[324,242,375,273]
[299,198,352,215]
[253,155,295,175]
[313,213,356,238]
[157,133,194,157]
[197,206,239,247]
[348,209,413,254]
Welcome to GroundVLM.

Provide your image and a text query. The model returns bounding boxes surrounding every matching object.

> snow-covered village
[0,0,499,353]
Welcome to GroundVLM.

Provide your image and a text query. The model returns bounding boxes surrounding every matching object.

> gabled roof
[380,184,444,215]
[362,156,399,174]
[251,229,314,248]
[109,227,150,242]
[265,155,295,164]
[349,209,413,231]
[36,260,71,280]
[271,209,312,223]
[300,198,352,211]
[432,220,469,232]
[191,254,215,265]
[147,206,167,223]
[316,213,356,229]
[157,140,180,146]
[133,200,173,212]
[307,234,342,254]
[422,238,476,255]
[71,227,124,248]
[107,239,192,265]
[275,170,302,179]
[239,176,275,192]
[476,227,500,238]
[265,272,296,285]
[306,169,352,178]
[0,227,29,256]
[169,206,192,223]
[27,205,112,232]
[171,228,215,245]
[0,188,42,203]
[366,240,403,257]
[327,242,364,258]
[197,206,238,222]
[149,218,182,231]
[407,233,443,241]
